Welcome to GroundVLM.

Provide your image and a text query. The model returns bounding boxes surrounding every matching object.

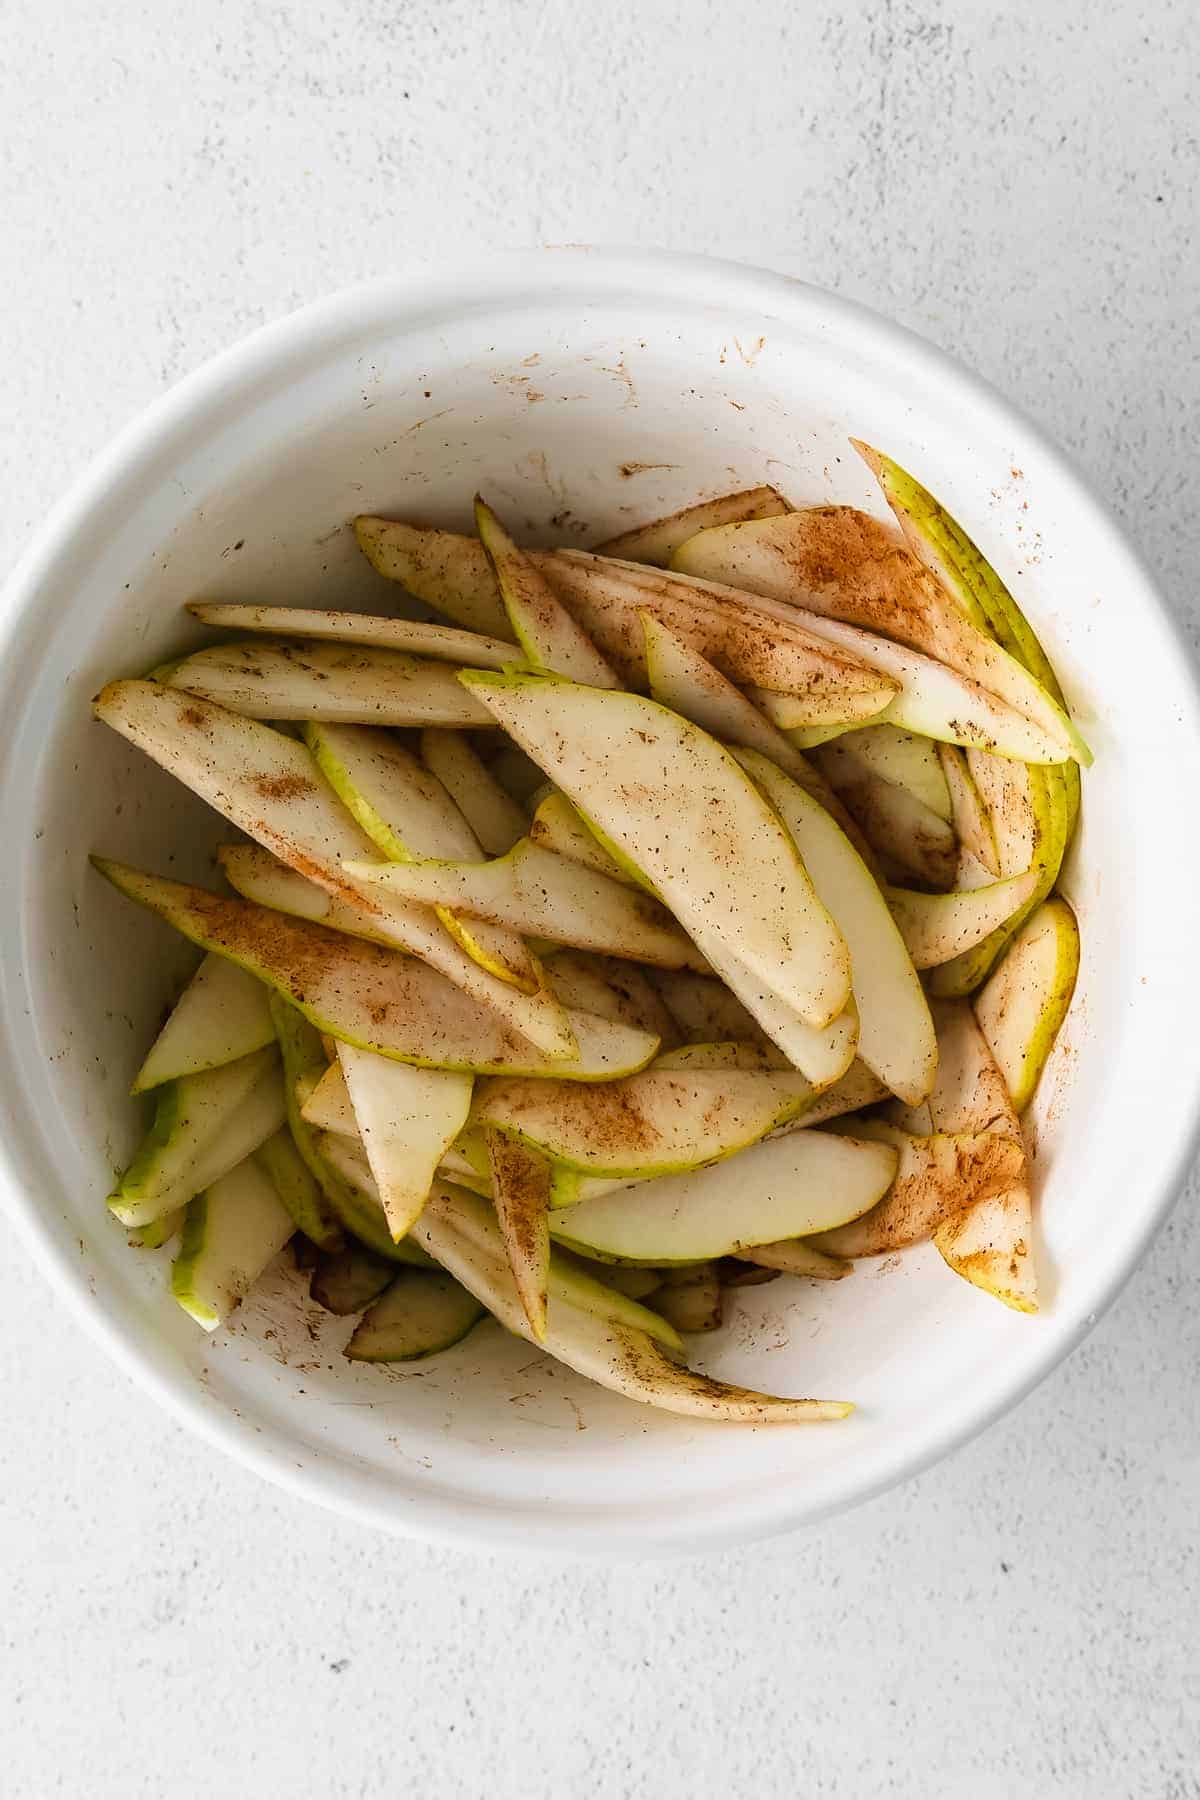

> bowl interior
[3,257,1198,1553]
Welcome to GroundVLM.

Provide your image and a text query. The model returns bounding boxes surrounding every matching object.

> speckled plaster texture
[2,2,1198,1794]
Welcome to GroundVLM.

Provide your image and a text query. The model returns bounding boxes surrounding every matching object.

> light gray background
[2,3,1197,1795]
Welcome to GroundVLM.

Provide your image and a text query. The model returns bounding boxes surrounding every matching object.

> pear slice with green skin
[474,1067,815,1180]
[164,640,494,726]
[170,1155,295,1331]
[813,745,958,891]
[420,729,528,855]
[911,998,1038,1312]
[938,743,1000,877]
[336,1042,473,1241]
[821,722,952,821]
[127,1209,185,1250]
[309,1242,397,1315]
[344,1268,488,1363]
[670,506,1089,766]
[731,747,936,1106]
[131,951,275,1093]
[218,843,396,944]
[549,1128,896,1265]
[483,1128,552,1340]
[541,950,681,1048]
[417,1182,859,1416]
[255,1123,342,1252]
[476,495,620,687]
[185,601,515,670]
[345,838,707,973]
[596,485,792,566]
[885,866,1044,970]
[306,721,542,995]
[973,896,1080,1113]
[108,1044,282,1227]
[808,1118,1027,1258]
[528,791,657,894]
[640,611,816,782]
[94,683,575,1056]
[94,860,659,1080]
[354,517,513,638]
[460,674,852,1032]
[735,1240,853,1280]
[306,1129,436,1265]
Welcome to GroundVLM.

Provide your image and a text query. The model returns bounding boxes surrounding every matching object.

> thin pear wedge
[654,1040,790,1072]
[597,485,791,565]
[165,640,494,726]
[420,728,528,854]
[412,1183,851,1421]
[255,1124,342,1252]
[528,791,642,889]
[541,950,681,1047]
[939,743,1000,877]
[354,516,512,637]
[974,897,1080,1113]
[476,496,620,687]
[460,674,852,1031]
[218,843,397,944]
[337,1042,473,1240]
[549,1129,896,1263]
[345,838,707,972]
[640,610,815,780]
[474,1066,816,1179]
[670,505,1088,765]
[308,1130,435,1265]
[808,1118,1026,1258]
[95,860,661,1080]
[94,682,575,1056]
[131,951,274,1093]
[814,744,958,890]
[185,601,514,670]
[822,722,952,820]
[915,999,1039,1312]
[651,1266,723,1334]
[651,970,768,1047]
[171,1154,295,1330]
[483,1128,552,1340]
[306,722,542,994]
[310,1243,403,1315]
[108,1044,284,1227]
[732,748,936,1105]
[735,1240,853,1280]
[344,1269,488,1363]
[886,866,1045,969]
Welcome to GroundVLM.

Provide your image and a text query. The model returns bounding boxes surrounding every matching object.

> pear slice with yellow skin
[885,865,1045,970]
[165,640,494,726]
[938,743,1000,877]
[420,729,528,855]
[354,516,512,638]
[529,790,640,888]
[483,1128,552,1340]
[597,485,791,566]
[973,897,1080,1112]
[185,601,515,670]
[821,722,951,820]
[476,496,620,687]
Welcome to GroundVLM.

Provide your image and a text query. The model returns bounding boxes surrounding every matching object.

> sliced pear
[95,860,659,1080]
[640,611,814,780]
[732,748,936,1105]
[305,1129,435,1264]
[483,1128,551,1339]
[886,866,1044,969]
[255,1123,341,1251]
[94,683,575,1055]
[736,1240,852,1279]
[353,516,511,637]
[549,1129,896,1263]
[132,951,274,1093]
[170,1155,295,1330]
[306,721,541,994]
[939,743,1000,877]
[165,640,493,725]
[809,1118,1026,1257]
[413,1182,849,1417]
[475,1066,814,1179]
[671,506,1088,765]
[344,1268,488,1362]
[485,741,547,808]
[337,1042,473,1240]
[541,950,681,1047]
[309,1242,397,1314]
[528,790,638,888]
[108,1044,282,1227]
[218,843,395,943]
[651,1266,723,1332]
[824,723,951,820]
[419,728,528,854]
[651,970,767,1046]
[476,496,620,687]
[185,601,514,670]
[654,1040,789,1072]
[814,745,958,890]
[461,675,852,1032]
[772,1060,890,1127]
[973,897,1080,1112]
[346,838,706,972]
[127,1209,185,1250]
[596,485,791,565]
[299,1061,358,1133]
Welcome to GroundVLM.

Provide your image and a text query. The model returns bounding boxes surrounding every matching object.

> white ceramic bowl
[3,250,1198,1558]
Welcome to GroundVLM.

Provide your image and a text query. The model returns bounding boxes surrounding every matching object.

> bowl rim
[3,246,1199,1559]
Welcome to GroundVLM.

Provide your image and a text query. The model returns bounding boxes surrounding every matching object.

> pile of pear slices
[93,442,1086,1425]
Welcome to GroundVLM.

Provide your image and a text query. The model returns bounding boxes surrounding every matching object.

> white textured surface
[2,2,1198,1794]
